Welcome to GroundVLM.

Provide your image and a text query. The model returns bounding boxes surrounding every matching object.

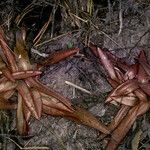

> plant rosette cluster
[90,43,150,150]
[0,27,110,137]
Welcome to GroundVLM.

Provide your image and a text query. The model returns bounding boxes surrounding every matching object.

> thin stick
[91,22,122,48]
[35,30,80,47]
[31,48,49,57]
[65,80,92,95]
[6,137,49,150]
[70,12,88,23]
[33,11,52,46]
[118,0,123,35]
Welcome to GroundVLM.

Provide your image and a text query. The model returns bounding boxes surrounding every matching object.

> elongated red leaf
[139,50,147,62]
[0,101,17,109]
[31,89,42,118]
[137,64,149,83]
[97,47,117,81]
[139,82,150,96]
[111,95,137,106]
[43,105,110,134]
[107,78,119,88]
[114,67,124,82]
[0,70,41,82]
[106,79,139,102]
[0,90,14,100]
[100,105,130,139]
[1,68,15,82]
[25,77,74,111]
[41,93,72,112]
[124,64,138,80]
[105,102,150,150]
[41,48,79,65]
[89,42,99,57]
[17,81,39,119]
[134,89,147,101]
[0,28,18,72]
[0,81,17,93]
[17,93,29,135]
[140,62,150,77]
